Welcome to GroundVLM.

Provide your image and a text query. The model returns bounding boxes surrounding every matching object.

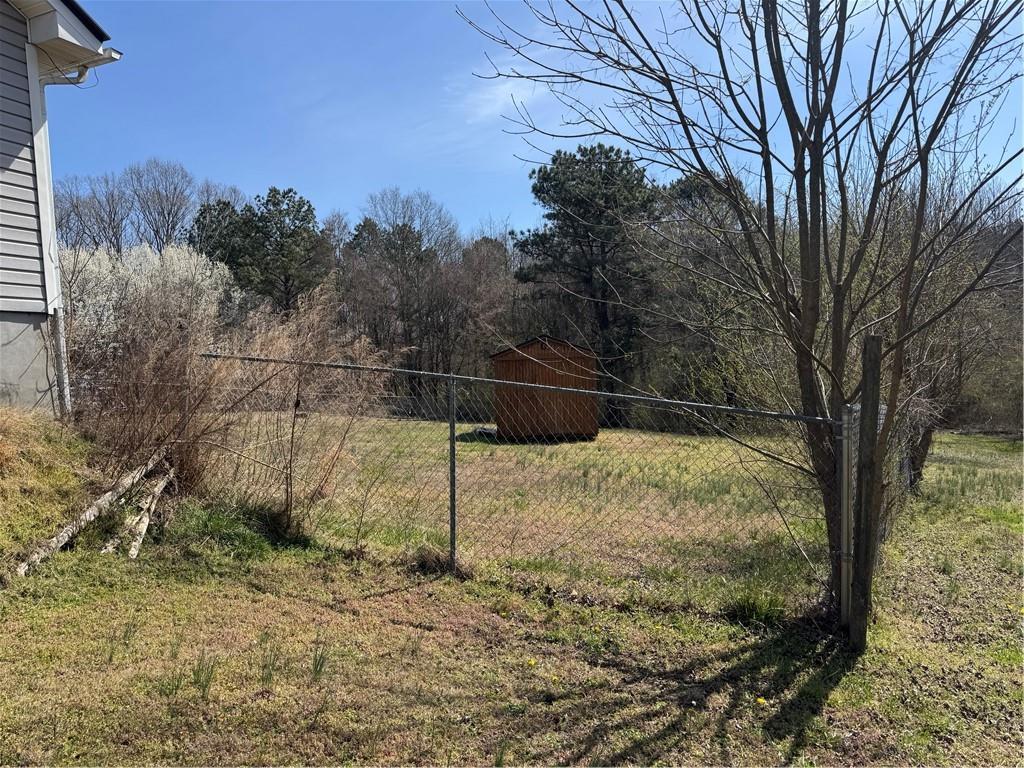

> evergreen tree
[514,144,658,388]
[189,187,332,312]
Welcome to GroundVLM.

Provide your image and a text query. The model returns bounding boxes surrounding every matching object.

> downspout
[33,72,74,417]
[51,306,71,417]
[37,63,103,417]
[40,64,89,87]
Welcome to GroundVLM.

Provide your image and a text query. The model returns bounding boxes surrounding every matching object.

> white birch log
[100,510,143,554]
[101,493,150,554]
[15,448,167,577]
[127,469,175,560]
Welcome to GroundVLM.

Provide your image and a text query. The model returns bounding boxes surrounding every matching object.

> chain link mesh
[169,356,840,618]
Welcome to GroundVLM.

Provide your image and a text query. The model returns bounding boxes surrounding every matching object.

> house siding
[0,0,46,315]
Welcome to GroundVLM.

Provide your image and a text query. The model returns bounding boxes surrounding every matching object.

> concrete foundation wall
[0,311,56,410]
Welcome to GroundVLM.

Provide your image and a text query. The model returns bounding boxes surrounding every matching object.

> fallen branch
[101,503,145,555]
[16,449,167,577]
[99,466,174,555]
[127,469,175,559]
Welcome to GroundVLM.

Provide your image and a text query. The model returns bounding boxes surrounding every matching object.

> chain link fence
[188,354,842,618]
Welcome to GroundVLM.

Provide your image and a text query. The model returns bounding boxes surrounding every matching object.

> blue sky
[45,1,561,231]
[45,1,1021,235]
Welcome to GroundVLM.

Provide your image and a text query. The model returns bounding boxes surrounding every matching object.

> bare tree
[365,187,462,263]
[55,172,137,258]
[125,158,197,253]
[340,189,517,381]
[902,228,1022,487]
[53,176,103,308]
[463,0,1024,597]
[321,209,351,268]
[197,179,248,209]
[357,188,464,374]
[83,172,136,258]
[453,234,519,374]
[54,176,91,255]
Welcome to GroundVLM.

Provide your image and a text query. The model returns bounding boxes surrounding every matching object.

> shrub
[61,245,388,545]
[63,245,239,487]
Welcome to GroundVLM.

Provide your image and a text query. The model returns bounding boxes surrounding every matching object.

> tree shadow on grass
[531,614,856,765]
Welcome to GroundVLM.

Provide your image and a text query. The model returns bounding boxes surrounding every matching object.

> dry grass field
[232,412,831,617]
[0,409,1020,765]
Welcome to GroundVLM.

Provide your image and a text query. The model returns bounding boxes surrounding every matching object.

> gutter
[39,47,121,86]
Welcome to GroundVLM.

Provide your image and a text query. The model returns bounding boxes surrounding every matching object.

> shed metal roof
[490,336,596,360]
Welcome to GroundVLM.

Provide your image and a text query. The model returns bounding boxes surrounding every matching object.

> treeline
[55,149,709,396]
[55,148,1021,435]
[56,160,522,379]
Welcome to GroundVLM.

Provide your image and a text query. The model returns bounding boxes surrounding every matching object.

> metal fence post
[447,375,457,574]
[839,404,855,628]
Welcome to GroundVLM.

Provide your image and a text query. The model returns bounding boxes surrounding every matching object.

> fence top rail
[199,352,839,426]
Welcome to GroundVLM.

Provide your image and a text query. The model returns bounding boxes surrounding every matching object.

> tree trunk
[907,426,934,492]
[794,343,843,605]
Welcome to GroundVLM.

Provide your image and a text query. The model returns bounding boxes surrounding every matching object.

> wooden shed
[491,337,599,441]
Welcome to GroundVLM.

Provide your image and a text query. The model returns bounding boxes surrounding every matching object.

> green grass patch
[164,498,275,562]
[0,422,1020,765]
[0,408,93,572]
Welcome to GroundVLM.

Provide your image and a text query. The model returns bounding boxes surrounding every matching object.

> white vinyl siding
[0,0,44,313]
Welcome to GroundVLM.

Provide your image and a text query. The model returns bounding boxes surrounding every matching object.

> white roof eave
[8,0,116,74]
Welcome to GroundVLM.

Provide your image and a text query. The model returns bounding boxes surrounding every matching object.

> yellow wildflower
[755,696,768,706]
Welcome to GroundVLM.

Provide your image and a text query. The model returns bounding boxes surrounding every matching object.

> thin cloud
[454,75,550,125]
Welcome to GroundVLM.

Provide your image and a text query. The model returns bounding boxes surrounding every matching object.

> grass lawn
[0,410,1020,765]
